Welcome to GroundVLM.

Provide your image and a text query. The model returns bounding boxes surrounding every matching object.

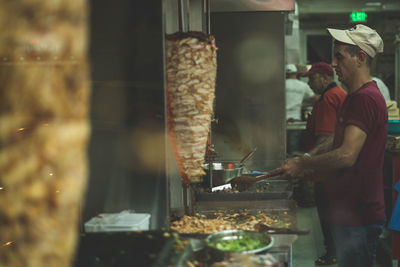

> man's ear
[357,50,368,65]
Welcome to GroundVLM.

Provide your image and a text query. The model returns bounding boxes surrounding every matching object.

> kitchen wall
[210,12,287,171]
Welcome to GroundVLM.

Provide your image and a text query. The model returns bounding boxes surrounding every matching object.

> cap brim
[327,28,356,45]
[301,70,313,77]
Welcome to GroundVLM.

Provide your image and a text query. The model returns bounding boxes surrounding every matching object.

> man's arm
[308,134,334,156]
[281,125,367,178]
[302,94,320,106]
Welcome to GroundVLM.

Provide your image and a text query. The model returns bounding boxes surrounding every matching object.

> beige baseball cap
[327,24,383,58]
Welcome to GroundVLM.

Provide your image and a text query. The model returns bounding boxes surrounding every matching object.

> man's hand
[280,157,305,178]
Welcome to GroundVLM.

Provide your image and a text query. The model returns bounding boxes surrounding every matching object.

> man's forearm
[308,135,333,156]
[301,146,354,174]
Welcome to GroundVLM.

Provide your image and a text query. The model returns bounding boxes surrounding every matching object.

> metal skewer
[178,0,189,32]
[205,0,210,34]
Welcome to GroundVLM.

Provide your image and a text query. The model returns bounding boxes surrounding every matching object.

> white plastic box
[84,210,151,233]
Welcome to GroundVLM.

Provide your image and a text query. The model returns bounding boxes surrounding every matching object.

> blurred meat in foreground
[0,0,90,266]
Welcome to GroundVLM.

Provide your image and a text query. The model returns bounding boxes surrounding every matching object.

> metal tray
[195,179,293,202]
[194,199,297,231]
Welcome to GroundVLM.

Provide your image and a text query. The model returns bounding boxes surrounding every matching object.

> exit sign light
[350,11,367,22]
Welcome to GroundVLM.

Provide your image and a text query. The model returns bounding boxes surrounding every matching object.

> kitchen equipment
[84,210,150,232]
[229,168,284,192]
[211,183,232,192]
[203,148,257,188]
[238,147,257,167]
[74,231,177,267]
[196,178,293,201]
[254,223,309,235]
[205,230,273,254]
[387,101,400,120]
[389,119,400,134]
[194,200,298,231]
[204,162,244,187]
[387,135,400,151]
[188,198,307,262]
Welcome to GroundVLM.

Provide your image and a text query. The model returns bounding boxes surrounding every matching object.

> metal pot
[203,162,243,187]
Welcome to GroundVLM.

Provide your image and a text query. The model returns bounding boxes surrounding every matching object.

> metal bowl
[203,162,244,187]
[205,230,273,255]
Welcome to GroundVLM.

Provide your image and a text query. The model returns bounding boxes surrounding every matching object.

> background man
[285,64,317,156]
[285,63,316,121]
[302,62,347,265]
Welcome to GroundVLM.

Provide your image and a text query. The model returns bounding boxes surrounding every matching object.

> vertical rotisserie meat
[165,32,217,183]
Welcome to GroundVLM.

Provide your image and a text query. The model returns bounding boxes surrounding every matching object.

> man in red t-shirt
[303,62,347,151]
[272,24,387,267]
[302,62,347,265]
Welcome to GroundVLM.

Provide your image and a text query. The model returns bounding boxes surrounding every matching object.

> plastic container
[389,119,400,134]
[84,210,151,232]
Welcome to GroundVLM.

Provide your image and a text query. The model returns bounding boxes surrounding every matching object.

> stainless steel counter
[195,179,293,201]
[286,121,307,130]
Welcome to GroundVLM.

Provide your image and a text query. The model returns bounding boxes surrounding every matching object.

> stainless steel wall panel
[211,0,294,12]
[210,12,286,171]
[189,0,205,31]
[85,0,168,229]
[165,0,180,34]
[165,0,206,33]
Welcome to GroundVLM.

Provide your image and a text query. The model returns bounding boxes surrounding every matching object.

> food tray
[205,229,274,256]
[195,179,293,202]
[194,199,297,231]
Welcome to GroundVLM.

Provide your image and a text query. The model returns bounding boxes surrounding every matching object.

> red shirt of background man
[325,80,388,226]
[304,84,347,150]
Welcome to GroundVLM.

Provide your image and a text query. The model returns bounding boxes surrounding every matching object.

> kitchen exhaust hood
[211,0,295,12]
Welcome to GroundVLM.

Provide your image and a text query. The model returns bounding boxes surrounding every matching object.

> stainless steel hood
[297,0,400,15]
[211,0,294,12]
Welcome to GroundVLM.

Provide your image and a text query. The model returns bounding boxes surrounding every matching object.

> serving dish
[205,230,273,254]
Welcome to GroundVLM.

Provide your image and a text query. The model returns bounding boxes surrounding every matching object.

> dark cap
[302,62,334,77]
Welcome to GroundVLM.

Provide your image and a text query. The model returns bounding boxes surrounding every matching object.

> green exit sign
[350,11,367,22]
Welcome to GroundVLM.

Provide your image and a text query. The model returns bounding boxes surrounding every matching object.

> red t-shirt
[305,83,347,150]
[325,81,388,226]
